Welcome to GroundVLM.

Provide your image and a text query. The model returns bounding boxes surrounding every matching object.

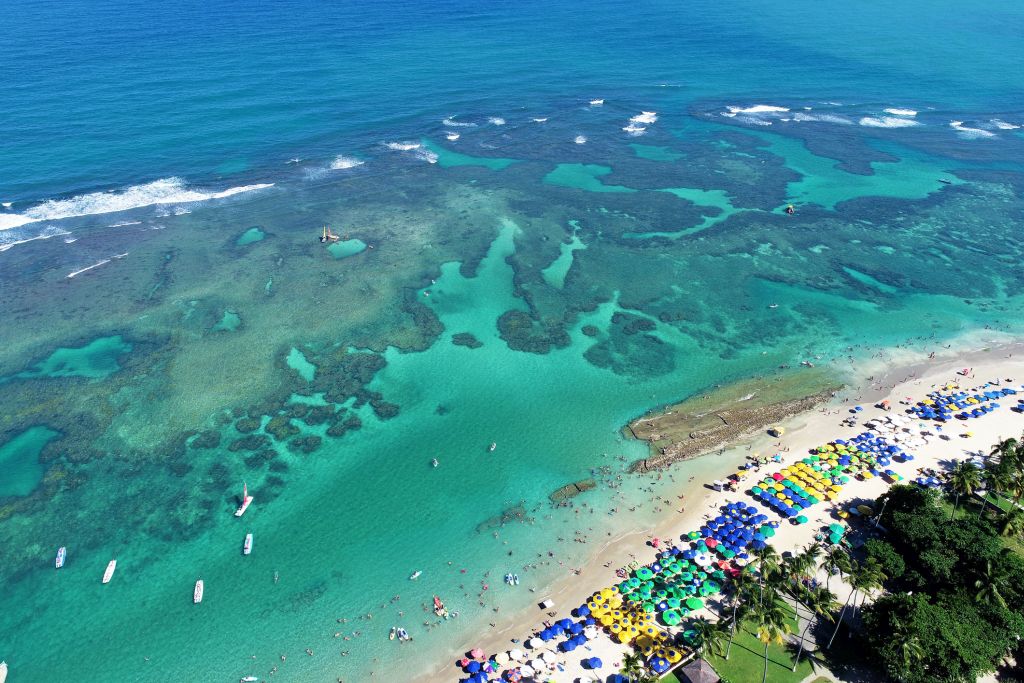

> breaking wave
[858,116,922,128]
[330,155,365,170]
[950,121,996,139]
[0,178,273,231]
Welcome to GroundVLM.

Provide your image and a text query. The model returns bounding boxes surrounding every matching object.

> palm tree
[822,546,851,593]
[826,557,886,648]
[792,586,838,671]
[690,616,729,659]
[751,545,781,606]
[974,558,1010,609]
[895,634,925,681]
[1001,507,1024,537]
[989,436,1019,462]
[980,461,1013,519]
[620,652,644,682]
[725,567,755,660]
[949,460,981,520]
[751,596,791,683]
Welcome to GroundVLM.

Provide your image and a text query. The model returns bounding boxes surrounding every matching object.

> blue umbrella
[587,657,603,669]
[467,661,482,673]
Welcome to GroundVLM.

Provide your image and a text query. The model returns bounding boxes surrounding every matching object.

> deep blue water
[3,0,1022,201]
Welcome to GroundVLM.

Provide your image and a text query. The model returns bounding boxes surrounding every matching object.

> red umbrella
[772,472,784,481]
[459,658,471,667]
[704,538,718,548]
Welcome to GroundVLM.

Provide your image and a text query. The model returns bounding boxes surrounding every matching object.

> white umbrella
[583,626,599,639]
[527,637,543,649]
[509,648,525,661]
[541,651,557,663]
[520,664,536,677]
[529,658,545,670]
[495,651,510,665]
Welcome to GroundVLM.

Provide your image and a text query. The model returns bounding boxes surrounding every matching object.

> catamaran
[243,533,253,555]
[194,579,204,603]
[55,546,66,569]
[102,560,117,584]
[234,482,253,517]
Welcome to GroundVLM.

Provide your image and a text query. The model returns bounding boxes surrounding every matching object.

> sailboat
[55,546,66,569]
[234,483,254,517]
[102,560,117,584]
[194,579,204,604]
[320,224,340,243]
[243,533,253,556]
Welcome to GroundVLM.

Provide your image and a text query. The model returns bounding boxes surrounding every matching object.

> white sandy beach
[419,341,1024,683]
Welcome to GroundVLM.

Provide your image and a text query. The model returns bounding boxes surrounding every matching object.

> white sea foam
[883,108,917,117]
[532,117,548,123]
[414,148,439,164]
[107,220,142,228]
[446,133,460,141]
[574,135,587,144]
[858,116,922,128]
[726,105,790,115]
[792,112,854,125]
[0,226,71,253]
[735,116,772,127]
[442,117,477,128]
[330,155,364,170]
[488,117,506,126]
[64,237,77,243]
[630,111,658,124]
[991,119,1021,130]
[950,120,996,139]
[385,141,421,151]
[0,178,273,231]
[589,99,604,106]
[622,123,647,136]
[1,202,11,209]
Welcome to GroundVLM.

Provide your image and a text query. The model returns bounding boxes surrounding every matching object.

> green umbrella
[721,548,735,559]
[637,567,654,580]
[796,515,809,524]
[828,523,845,534]
[828,533,843,544]
[666,597,682,609]
[642,602,655,613]
[688,531,701,540]
[685,597,704,610]
[662,609,681,626]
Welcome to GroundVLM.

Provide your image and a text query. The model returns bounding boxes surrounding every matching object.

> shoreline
[413,332,1024,682]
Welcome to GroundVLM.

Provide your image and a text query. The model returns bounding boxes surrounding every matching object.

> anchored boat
[488,442,496,452]
[234,482,254,517]
[194,579,204,604]
[55,546,66,569]
[243,533,253,555]
[102,560,117,584]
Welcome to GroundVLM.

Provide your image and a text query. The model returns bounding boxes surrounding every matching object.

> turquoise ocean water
[2,1,1024,681]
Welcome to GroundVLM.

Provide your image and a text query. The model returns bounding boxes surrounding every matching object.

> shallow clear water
[2,1,1024,681]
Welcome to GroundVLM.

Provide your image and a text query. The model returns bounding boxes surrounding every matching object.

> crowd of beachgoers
[448,359,1024,683]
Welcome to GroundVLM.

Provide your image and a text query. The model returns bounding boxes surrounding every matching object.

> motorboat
[433,595,449,618]
[241,677,258,683]
[513,574,520,585]
[243,533,253,556]
[489,442,496,452]
[396,628,411,642]
[234,482,254,517]
[431,458,439,468]
[194,579,204,604]
[102,560,117,584]
[0,660,7,683]
[55,546,66,569]
[409,570,422,580]
[504,573,514,585]
[389,626,397,640]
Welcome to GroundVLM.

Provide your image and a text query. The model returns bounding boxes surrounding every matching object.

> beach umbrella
[509,648,524,661]
[686,597,704,610]
[527,637,542,649]
[470,648,485,659]
[796,515,808,524]
[495,652,510,665]
[468,674,487,683]
[529,658,545,670]
[541,651,557,663]
[520,665,536,678]
[467,661,482,673]
[587,657,603,669]
[828,523,844,534]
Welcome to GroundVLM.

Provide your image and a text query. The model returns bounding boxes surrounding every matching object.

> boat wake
[0,178,274,231]
[66,252,127,279]
[0,226,71,253]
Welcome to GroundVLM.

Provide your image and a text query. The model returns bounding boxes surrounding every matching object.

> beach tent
[678,658,721,683]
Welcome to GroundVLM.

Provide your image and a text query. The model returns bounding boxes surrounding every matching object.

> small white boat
[489,442,496,452]
[102,560,117,584]
[389,626,397,641]
[768,303,779,309]
[243,533,253,556]
[234,482,254,517]
[409,570,422,580]
[194,579,204,604]
[55,546,66,569]
[513,574,520,585]
[504,573,514,585]
[1,660,8,683]
[241,677,258,683]
[431,458,439,468]
[590,99,604,105]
